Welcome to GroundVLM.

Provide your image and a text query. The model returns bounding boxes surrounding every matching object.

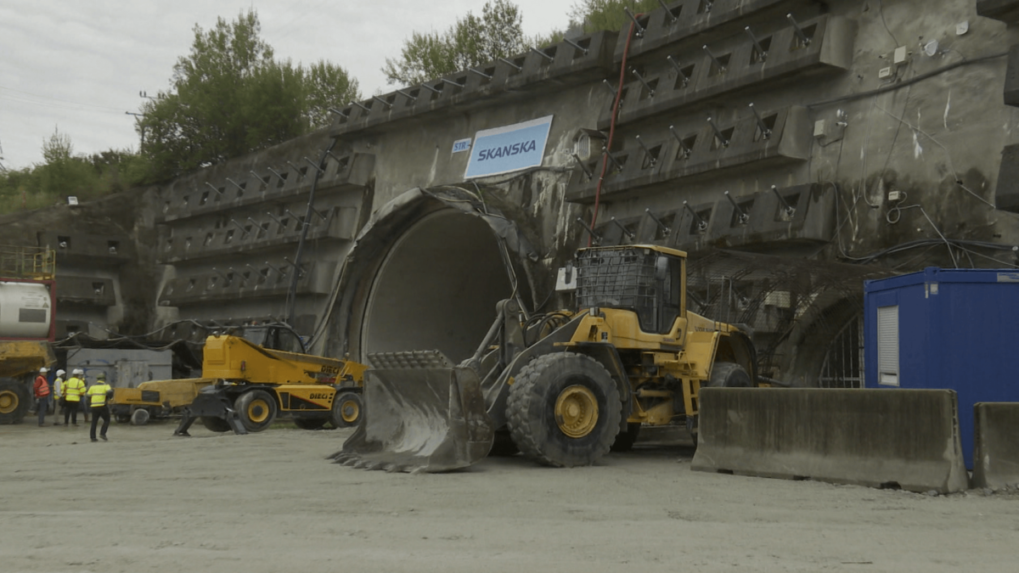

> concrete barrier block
[691,388,969,493]
[973,402,1019,489]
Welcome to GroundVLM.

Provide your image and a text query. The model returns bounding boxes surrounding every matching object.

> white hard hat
[56,369,66,376]
[73,368,84,375]
[39,367,49,373]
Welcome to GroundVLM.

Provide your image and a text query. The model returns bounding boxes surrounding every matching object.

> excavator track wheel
[235,389,278,432]
[506,352,621,468]
[0,378,31,425]
[330,391,362,428]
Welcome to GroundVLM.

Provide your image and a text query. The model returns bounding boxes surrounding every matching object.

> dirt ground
[2,415,1017,573]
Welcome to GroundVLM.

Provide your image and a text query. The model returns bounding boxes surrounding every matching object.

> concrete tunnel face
[359,208,514,364]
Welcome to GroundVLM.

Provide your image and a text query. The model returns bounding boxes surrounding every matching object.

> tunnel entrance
[359,207,515,364]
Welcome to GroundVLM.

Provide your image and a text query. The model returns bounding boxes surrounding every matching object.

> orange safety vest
[64,377,85,402]
[34,375,50,398]
[87,383,112,408]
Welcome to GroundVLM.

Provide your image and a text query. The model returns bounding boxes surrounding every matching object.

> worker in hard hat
[33,367,51,427]
[62,369,86,426]
[52,369,66,426]
[86,372,113,442]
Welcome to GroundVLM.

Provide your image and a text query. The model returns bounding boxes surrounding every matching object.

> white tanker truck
[0,245,56,424]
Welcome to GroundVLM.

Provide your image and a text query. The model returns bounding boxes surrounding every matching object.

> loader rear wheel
[294,417,327,430]
[201,416,232,432]
[235,390,277,432]
[507,353,621,467]
[708,362,752,388]
[330,391,362,428]
[0,378,31,425]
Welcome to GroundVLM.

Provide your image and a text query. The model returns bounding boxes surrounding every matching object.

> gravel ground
[2,416,1017,573]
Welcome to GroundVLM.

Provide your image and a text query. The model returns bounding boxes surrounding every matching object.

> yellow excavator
[334,244,757,472]
[112,324,367,434]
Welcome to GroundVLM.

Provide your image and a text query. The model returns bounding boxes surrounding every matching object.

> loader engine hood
[326,186,536,366]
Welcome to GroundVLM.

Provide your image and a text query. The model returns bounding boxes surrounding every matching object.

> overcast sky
[0,0,578,171]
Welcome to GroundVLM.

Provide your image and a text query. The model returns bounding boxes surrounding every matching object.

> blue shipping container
[864,267,1019,469]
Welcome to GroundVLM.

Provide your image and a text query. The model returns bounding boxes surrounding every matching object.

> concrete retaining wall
[691,388,969,493]
[973,402,1019,489]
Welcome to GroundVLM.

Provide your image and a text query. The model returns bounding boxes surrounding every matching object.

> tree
[0,129,145,213]
[569,0,661,34]
[382,0,526,86]
[138,10,360,181]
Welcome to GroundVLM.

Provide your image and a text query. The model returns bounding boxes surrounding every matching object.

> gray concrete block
[602,14,855,130]
[692,388,970,493]
[612,0,803,64]
[973,402,1019,489]
[566,105,811,203]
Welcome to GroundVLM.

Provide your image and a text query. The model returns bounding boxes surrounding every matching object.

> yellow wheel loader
[109,324,367,436]
[334,245,757,472]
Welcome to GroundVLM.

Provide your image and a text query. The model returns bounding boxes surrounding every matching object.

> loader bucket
[330,350,493,473]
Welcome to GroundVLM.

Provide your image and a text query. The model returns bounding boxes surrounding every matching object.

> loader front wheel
[330,391,362,428]
[201,416,232,433]
[507,353,621,467]
[0,378,30,425]
[235,390,277,432]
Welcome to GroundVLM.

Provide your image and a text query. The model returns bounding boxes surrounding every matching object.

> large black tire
[506,353,622,467]
[0,378,31,425]
[235,389,278,432]
[329,391,362,428]
[294,417,327,430]
[130,408,151,426]
[708,362,753,388]
[201,416,232,432]
[610,422,642,452]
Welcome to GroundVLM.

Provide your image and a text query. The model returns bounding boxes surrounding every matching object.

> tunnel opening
[359,208,516,364]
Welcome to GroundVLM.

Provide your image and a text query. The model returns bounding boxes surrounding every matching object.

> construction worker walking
[87,372,113,442]
[33,367,51,427]
[63,369,86,426]
[52,369,65,426]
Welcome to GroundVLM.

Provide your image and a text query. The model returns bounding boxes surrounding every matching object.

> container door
[876,305,899,386]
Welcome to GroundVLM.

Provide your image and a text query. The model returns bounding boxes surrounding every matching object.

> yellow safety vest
[87,383,111,408]
[64,378,85,402]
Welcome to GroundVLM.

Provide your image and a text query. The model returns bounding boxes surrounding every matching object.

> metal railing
[0,245,56,280]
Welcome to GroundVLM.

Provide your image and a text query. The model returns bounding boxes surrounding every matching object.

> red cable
[588,20,637,247]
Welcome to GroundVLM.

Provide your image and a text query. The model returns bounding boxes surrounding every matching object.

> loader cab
[575,246,686,334]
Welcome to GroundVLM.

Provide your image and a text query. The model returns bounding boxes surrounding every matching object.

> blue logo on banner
[465,116,553,179]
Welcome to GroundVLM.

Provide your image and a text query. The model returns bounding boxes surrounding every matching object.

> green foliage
[383,0,526,86]
[139,10,360,182]
[0,129,144,214]
[569,0,662,34]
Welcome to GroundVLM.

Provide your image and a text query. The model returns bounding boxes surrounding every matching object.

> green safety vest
[64,378,85,402]
[87,383,111,407]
